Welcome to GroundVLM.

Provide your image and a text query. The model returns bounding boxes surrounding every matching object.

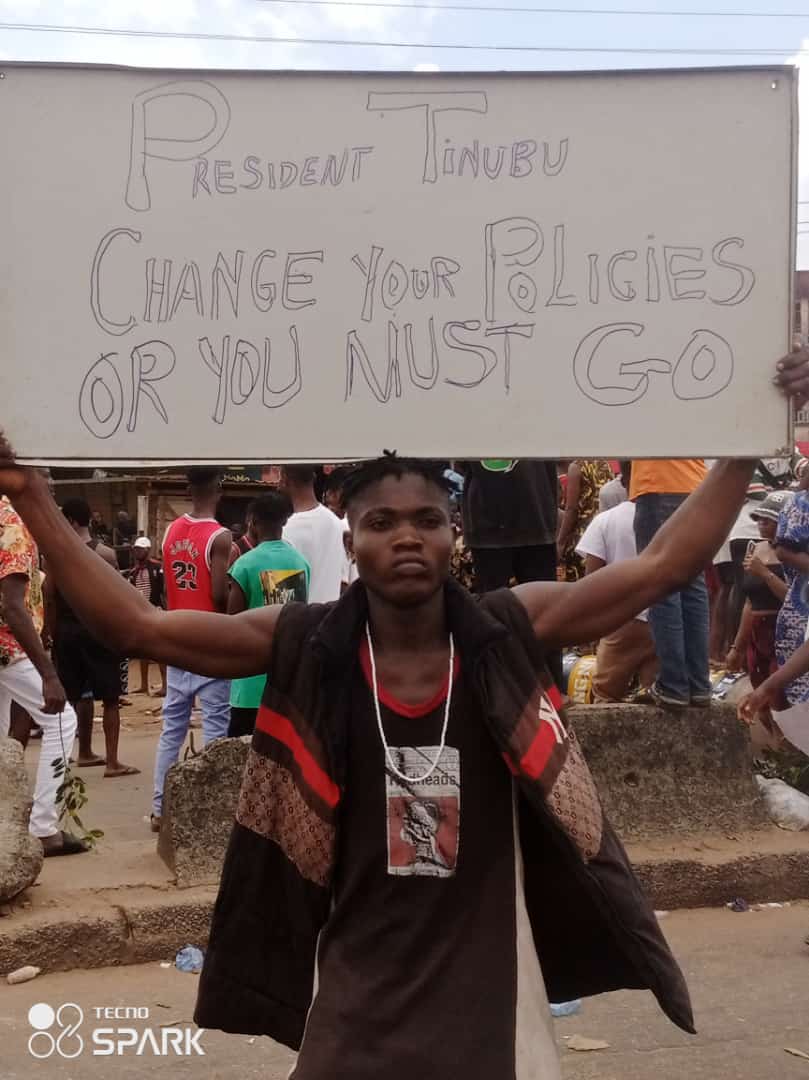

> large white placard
[0,64,796,463]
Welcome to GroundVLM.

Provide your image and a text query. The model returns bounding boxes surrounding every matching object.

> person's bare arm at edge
[210,530,232,613]
[556,461,581,557]
[0,448,280,680]
[739,637,809,719]
[774,547,809,575]
[227,578,248,616]
[1,575,66,712]
[515,347,809,650]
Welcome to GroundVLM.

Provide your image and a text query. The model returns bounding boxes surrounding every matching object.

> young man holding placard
[0,347,806,1078]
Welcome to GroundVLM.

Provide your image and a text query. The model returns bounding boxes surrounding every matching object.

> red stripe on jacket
[546,683,563,711]
[256,706,340,808]
[520,717,560,780]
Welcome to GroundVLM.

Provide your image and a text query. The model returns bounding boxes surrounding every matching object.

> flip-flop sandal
[104,765,141,778]
[77,757,106,768]
[42,831,90,857]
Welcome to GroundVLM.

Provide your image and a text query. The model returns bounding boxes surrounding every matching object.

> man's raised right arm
[0,446,280,680]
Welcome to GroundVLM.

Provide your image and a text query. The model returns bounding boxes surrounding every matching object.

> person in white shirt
[281,466,347,603]
[576,482,658,702]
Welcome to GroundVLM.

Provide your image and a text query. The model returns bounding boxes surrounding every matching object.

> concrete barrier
[0,703,795,978]
[158,702,769,888]
[0,738,43,902]
[158,737,250,887]
[567,702,768,841]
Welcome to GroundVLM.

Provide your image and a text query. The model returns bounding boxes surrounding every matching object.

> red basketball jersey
[163,515,228,612]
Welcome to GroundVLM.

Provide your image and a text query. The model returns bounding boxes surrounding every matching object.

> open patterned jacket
[194,579,694,1046]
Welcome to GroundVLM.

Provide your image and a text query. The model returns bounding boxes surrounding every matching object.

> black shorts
[53,622,123,704]
[229,707,258,738]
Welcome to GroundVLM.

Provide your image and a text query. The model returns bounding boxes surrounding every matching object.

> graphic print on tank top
[385,747,460,878]
[259,567,307,605]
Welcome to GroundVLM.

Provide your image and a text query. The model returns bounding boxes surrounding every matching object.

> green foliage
[50,750,104,848]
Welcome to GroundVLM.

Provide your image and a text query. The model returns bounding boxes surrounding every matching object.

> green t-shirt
[228,540,310,709]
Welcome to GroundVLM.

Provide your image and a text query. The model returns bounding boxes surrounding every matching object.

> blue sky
[2,0,809,261]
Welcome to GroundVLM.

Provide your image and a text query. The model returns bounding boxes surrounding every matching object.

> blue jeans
[152,666,231,815]
[634,494,711,704]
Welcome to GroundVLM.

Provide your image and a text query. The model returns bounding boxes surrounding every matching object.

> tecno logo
[27,1002,205,1058]
[28,1003,84,1059]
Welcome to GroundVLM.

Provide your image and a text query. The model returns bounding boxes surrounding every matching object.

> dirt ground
[3,904,809,1079]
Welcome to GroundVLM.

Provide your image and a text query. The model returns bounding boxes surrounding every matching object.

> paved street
[2,904,809,1079]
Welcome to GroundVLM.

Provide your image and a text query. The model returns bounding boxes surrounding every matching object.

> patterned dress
[449,533,475,591]
[775,490,809,703]
[0,497,43,668]
[560,459,615,582]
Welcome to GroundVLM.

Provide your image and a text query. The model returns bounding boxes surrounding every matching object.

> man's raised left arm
[515,347,809,648]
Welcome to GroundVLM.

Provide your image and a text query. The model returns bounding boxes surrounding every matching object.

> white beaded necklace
[364,622,455,784]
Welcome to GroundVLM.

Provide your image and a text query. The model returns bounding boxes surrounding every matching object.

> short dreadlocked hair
[341,453,452,513]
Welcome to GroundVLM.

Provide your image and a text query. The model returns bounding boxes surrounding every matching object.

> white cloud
[0,0,441,73]
[412,62,440,72]
[319,0,400,33]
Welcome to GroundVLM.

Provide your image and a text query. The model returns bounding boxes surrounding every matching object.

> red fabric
[519,721,559,780]
[163,516,225,612]
[358,637,460,719]
[747,612,778,689]
[256,706,340,808]
[546,683,563,711]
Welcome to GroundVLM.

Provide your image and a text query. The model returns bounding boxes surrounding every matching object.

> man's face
[134,545,149,563]
[348,474,453,608]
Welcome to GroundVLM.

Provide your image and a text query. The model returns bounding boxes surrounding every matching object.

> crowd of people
[0,464,354,851]
[5,448,809,855]
[455,454,809,714]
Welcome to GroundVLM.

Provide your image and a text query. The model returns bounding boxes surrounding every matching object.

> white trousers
[0,658,77,838]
